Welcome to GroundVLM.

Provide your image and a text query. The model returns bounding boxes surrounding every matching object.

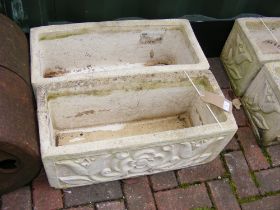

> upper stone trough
[31,19,209,88]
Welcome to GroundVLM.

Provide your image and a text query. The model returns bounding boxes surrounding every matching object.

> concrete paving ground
[1,58,280,210]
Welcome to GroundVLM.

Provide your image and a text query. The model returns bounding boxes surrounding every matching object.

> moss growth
[191,208,215,210]
[228,179,238,196]
[263,190,280,196]
[48,89,112,100]
[179,183,190,189]
[260,146,273,166]
[40,28,90,41]
[250,171,260,188]
[39,25,185,41]
[223,172,231,178]
[179,181,203,189]
[238,195,262,204]
[239,190,280,204]
[47,76,214,101]
[219,153,231,179]
[193,76,214,92]
[219,153,238,198]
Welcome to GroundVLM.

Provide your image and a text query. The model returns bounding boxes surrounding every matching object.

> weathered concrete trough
[221,17,280,96]
[30,19,209,89]
[243,62,280,145]
[31,20,236,188]
[35,70,237,188]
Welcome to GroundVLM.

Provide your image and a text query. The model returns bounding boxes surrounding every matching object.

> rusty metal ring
[0,150,21,174]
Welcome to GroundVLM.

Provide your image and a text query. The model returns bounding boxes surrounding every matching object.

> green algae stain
[47,89,112,100]
[39,28,90,41]
[47,76,213,101]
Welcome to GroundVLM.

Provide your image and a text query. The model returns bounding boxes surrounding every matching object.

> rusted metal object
[0,15,41,195]
[0,67,41,194]
[0,68,41,195]
[0,14,30,84]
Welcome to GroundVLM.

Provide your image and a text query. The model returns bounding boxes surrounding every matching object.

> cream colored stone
[31,19,236,188]
[30,19,209,90]
[243,62,280,145]
[221,17,280,96]
[36,70,237,188]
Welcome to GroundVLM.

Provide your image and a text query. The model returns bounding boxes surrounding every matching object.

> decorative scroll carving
[56,136,225,186]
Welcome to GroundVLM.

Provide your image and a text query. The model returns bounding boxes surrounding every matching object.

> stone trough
[31,19,209,89]
[221,17,280,96]
[31,19,237,188]
[243,62,280,145]
[35,70,237,188]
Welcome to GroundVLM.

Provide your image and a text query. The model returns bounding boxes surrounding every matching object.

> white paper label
[223,100,231,112]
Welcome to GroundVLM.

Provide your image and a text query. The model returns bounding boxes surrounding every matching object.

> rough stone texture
[267,144,280,167]
[155,183,212,210]
[177,157,225,184]
[32,171,63,210]
[237,127,269,170]
[207,179,241,210]
[150,171,178,191]
[123,176,156,210]
[255,168,280,194]
[242,63,280,145]
[95,200,125,210]
[224,151,259,198]
[63,181,123,207]
[224,136,240,151]
[241,194,280,210]
[208,57,230,89]
[1,186,32,210]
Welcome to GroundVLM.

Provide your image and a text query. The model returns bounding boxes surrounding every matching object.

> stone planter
[31,19,209,90]
[221,17,280,96]
[36,70,237,188]
[242,62,280,145]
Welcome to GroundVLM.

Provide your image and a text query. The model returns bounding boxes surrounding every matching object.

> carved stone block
[242,62,280,145]
[30,19,209,90]
[221,17,280,96]
[35,70,237,188]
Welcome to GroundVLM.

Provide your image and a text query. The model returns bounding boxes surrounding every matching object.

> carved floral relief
[55,136,225,186]
[244,80,280,130]
[222,33,253,81]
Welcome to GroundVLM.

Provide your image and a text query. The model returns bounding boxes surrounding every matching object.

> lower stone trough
[36,70,237,188]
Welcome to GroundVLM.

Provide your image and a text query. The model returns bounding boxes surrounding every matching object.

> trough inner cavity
[38,25,198,78]
[246,20,280,54]
[46,73,227,146]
